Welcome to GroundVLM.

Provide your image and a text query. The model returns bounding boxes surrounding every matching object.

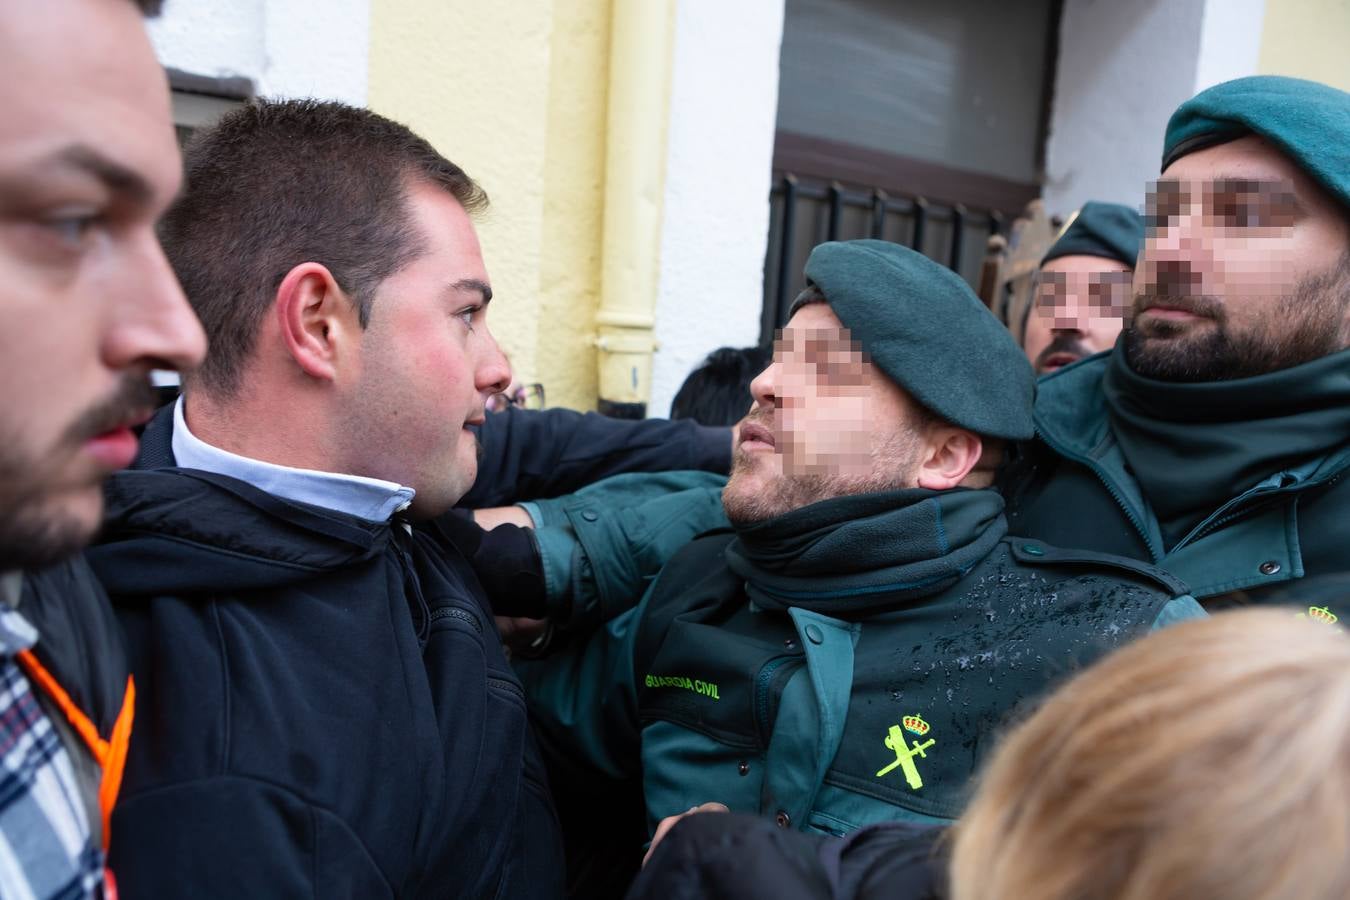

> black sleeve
[459,407,731,509]
[22,557,128,736]
[627,813,946,900]
[427,510,548,618]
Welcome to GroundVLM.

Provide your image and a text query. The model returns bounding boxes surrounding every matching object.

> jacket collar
[169,398,415,523]
[724,487,1007,616]
[1033,348,1350,562]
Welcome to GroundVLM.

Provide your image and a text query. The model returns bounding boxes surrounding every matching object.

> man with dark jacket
[513,241,1201,890]
[83,100,725,899]
[1006,76,1350,617]
[0,1,208,896]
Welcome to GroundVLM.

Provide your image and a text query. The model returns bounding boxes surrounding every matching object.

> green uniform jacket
[1006,354,1350,619]
[517,484,1202,836]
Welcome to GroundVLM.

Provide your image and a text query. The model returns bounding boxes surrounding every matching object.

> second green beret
[1042,201,1144,269]
[800,240,1035,441]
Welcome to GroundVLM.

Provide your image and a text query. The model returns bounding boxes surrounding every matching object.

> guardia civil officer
[1023,201,1144,374]
[1007,76,1350,618]
[513,241,1203,879]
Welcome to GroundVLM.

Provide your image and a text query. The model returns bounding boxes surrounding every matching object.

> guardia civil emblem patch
[875,715,935,790]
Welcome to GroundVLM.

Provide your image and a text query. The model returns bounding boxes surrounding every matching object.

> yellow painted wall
[537,0,613,409]
[367,0,613,411]
[1258,0,1350,92]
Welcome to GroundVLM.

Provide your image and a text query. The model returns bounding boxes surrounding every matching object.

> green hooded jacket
[1006,351,1350,620]
[517,481,1202,840]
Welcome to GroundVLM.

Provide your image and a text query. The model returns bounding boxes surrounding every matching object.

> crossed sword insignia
[876,723,935,790]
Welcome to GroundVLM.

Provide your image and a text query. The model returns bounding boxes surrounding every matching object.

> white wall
[148,0,370,105]
[649,0,785,419]
[1043,0,1266,218]
[1043,0,1205,216]
[1194,0,1265,94]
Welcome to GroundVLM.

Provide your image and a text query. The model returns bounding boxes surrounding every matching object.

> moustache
[738,408,774,433]
[1135,260,1224,320]
[65,375,160,444]
[1034,333,1093,370]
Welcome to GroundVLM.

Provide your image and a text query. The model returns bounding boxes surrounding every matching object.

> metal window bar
[761,173,1004,343]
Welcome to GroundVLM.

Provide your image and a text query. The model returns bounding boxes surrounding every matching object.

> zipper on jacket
[1173,472,1340,552]
[486,675,525,702]
[428,605,483,635]
[392,531,433,646]
[1034,425,1164,561]
[754,655,801,745]
[1039,423,1342,560]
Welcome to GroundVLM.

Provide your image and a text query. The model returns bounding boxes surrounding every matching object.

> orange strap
[15,649,135,851]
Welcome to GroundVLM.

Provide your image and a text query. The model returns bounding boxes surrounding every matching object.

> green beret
[1042,201,1143,269]
[796,240,1034,441]
[1162,75,1350,212]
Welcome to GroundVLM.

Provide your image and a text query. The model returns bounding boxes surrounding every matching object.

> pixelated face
[344,182,510,518]
[0,0,207,569]
[1024,255,1132,374]
[721,302,929,524]
[1128,135,1350,381]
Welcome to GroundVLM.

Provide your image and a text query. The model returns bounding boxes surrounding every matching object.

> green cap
[1162,75,1350,212]
[796,240,1034,441]
[1042,201,1144,269]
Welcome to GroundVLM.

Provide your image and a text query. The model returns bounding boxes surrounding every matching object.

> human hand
[496,615,551,657]
[642,802,729,867]
[472,506,535,530]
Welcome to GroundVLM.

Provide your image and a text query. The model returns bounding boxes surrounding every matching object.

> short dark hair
[161,99,487,397]
[670,346,771,427]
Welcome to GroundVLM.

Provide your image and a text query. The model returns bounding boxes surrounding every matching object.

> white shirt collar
[170,398,415,522]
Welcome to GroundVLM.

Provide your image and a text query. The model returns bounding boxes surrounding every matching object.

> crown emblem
[1308,605,1339,625]
[902,714,930,736]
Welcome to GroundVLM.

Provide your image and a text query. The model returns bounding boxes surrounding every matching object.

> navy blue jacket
[86,406,728,899]
[462,407,730,508]
[629,813,945,900]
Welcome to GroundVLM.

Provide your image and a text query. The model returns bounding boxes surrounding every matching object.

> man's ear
[915,427,983,490]
[275,263,359,383]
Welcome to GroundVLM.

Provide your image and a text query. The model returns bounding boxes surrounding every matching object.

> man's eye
[1213,194,1261,227]
[1144,203,1179,230]
[1144,189,1182,230]
[44,214,98,247]
[455,307,477,329]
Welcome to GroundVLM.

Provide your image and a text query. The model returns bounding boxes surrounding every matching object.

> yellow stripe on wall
[367,0,630,411]
[1258,0,1350,92]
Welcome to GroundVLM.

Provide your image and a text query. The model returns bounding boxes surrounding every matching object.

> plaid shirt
[0,598,104,900]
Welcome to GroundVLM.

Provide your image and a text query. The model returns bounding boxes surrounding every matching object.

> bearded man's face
[721,303,929,525]
[1127,134,1350,382]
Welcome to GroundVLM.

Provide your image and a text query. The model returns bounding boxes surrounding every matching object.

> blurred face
[722,302,929,524]
[346,181,510,518]
[1127,135,1350,381]
[1024,255,1131,374]
[0,0,208,570]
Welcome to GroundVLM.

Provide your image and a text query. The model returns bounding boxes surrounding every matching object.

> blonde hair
[950,608,1350,900]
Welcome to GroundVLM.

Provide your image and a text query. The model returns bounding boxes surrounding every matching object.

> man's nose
[476,331,512,396]
[748,359,777,409]
[1144,201,1207,276]
[1051,293,1091,333]
[102,235,208,374]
